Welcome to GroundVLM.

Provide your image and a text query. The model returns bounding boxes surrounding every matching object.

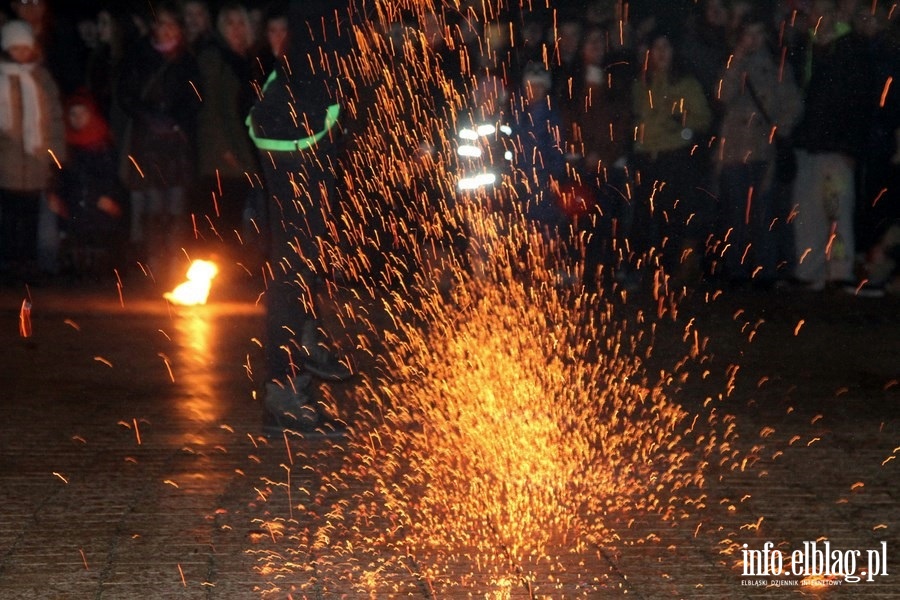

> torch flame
[164,260,218,306]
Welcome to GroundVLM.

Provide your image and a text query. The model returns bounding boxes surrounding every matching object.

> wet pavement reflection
[0,282,896,598]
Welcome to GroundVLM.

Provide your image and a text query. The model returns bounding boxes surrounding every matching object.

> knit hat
[2,20,35,51]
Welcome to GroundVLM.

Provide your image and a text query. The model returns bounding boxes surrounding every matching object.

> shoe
[302,346,354,381]
[841,281,886,298]
[261,375,349,438]
[262,375,319,434]
[782,278,825,292]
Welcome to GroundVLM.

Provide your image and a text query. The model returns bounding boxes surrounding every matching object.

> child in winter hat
[2,19,36,53]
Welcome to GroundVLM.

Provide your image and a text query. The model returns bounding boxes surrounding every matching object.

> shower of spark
[247,0,743,595]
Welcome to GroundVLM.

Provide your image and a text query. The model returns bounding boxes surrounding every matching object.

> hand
[47,193,68,218]
[97,195,123,218]
[223,151,241,170]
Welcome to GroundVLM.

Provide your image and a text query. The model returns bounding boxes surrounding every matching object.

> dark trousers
[260,150,333,384]
[194,175,254,245]
[631,148,711,275]
[0,189,41,270]
[717,161,776,281]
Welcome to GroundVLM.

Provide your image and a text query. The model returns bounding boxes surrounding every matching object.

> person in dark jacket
[195,2,260,252]
[789,0,875,290]
[512,65,566,228]
[247,0,357,435]
[50,90,127,278]
[562,22,635,291]
[117,1,201,281]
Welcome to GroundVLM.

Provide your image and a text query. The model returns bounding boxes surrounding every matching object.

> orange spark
[18,299,32,338]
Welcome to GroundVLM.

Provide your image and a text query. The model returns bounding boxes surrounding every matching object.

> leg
[821,153,856,282]
[718,163,754,282]
[260,149,350,436]
[792,150,829,286]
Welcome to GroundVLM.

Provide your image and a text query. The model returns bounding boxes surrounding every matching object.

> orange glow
[18,299,31,338]
[164,259,219,306]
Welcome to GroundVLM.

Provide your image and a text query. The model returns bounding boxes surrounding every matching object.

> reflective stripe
[246,71,341,152]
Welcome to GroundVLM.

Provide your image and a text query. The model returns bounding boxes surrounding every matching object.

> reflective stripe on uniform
[246,70,341,152]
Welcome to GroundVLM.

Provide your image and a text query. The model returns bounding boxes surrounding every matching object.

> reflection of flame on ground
[164,259,218,306]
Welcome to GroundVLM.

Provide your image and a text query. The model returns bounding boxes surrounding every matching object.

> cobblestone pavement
[0,277,897,599]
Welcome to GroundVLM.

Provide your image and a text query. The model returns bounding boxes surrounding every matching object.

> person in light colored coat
[0,19,65,282]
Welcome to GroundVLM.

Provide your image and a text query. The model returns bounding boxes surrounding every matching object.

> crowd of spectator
[438,0,899,295]
[0,0,288,285]
[0,0,897,297]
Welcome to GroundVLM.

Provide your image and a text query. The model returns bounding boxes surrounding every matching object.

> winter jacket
[0,60,65,192]
[717,50,802,165]
[247,1,358,157]
[512,96,566,188]
[117,39,201,189]
[563,56,634,172]
[632,73,711,157]
[793,28,875,159]
[196,39,258,178]
[58,144,125,241]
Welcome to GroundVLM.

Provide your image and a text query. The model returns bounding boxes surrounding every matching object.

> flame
[164,260,218,306]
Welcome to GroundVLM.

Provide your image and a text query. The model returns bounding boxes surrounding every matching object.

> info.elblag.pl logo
[742,541,889,584]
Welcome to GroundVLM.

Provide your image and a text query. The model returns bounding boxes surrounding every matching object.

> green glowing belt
[246,72,341,152]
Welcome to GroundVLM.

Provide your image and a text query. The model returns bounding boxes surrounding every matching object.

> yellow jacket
[632,73,711,157]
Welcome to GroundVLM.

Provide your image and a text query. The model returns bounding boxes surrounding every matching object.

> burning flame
[164,260,218,306]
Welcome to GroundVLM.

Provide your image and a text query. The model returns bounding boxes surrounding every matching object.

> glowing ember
[18,299,32,338]
[244,1,744,595]
[164,260,218,306]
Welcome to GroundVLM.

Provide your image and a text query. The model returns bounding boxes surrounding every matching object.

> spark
[880,76,893,107]
[114,269,124,307]
[93,356,113,368]
[18,300,32,338]
[159,353,175,383]
[48,149,62,169]
[52,472,68,484]
[239,2,782,594]
[126,155,144,178]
